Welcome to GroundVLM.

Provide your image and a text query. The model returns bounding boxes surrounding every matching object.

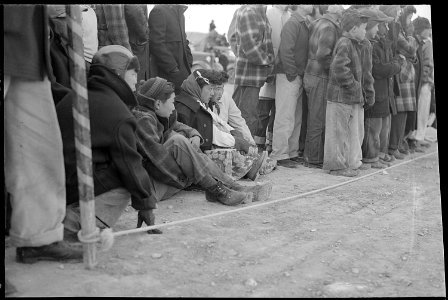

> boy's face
[211,84,224,102]
[200,84,215,104]
[367,23,379,39]
[155,93,175,118]
[351,23,367,41]
[124,69,138,92]
[420,28,431,40]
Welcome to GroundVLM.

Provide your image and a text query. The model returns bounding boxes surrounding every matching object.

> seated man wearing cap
[132,77,272,207]
[57,45,162,238]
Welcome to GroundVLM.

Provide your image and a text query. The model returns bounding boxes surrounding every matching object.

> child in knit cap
[323,10,369,177]
[132,77,272,206]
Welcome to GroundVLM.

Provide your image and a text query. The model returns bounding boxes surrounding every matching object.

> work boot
[229,181,273,202]
[205,181,252,206]
[389,149,405,160]
[16,241,83,264]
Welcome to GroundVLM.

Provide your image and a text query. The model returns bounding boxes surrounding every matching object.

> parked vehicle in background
[212,45,236,84]
[191,50,223,73]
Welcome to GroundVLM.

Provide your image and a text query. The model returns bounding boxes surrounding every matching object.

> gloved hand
[231,130,251,154]
[137,209,162,234]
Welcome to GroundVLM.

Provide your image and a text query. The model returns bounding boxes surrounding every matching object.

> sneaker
[389,150,405,160]
[277,158,300,168]
[16,241,83,264]
[230,181,273,202]
[246,151,268,180]
[205,181,252,206]
[304,161,323,169]
[329,168,359,177]
[370,161,387,169]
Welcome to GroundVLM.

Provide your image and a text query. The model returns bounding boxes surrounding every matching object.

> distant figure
[210,19,216,32]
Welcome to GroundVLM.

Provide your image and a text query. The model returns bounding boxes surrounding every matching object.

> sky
[148,5,431,35]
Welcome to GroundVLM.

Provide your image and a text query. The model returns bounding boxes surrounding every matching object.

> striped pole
[66,4,97,269]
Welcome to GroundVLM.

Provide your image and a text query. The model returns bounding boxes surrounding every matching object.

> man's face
[367,23,379,39]
[200,84,215,104]
[211,84,224,102]
[352,23,367,41]
[124,69,138,92]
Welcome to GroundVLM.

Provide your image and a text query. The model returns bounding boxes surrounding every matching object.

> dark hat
[92,45,140,79]
[341,10,369,32]
[359,8,394,30]
[413,16,431,35]
[137,77,172,107]
[379,5,401,19]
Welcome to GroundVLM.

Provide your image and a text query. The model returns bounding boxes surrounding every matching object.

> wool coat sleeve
[124,4,149,45]
[238,9,273,66]
[278,19,301,77]
[148,8,179,73]
[372,43,401,79]
[102,4,132,51]
[112,118,156,210]
[172,121,203,141]
[362,41,375,105]
[397,33,416,59]
[316,26,338,70]
[331,41,355,88]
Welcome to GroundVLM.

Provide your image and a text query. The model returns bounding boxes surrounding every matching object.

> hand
[286,73,297,82]
[189,136,201,151]
[248,146,258,156]
[137,209,162,234]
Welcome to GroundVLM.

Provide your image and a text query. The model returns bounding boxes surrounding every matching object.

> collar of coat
[88,64,138,108]
[175,91,210,114]
[342,32,364,46]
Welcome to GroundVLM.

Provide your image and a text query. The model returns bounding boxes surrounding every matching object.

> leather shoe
[16,241,83,264]
[277,159,299,168]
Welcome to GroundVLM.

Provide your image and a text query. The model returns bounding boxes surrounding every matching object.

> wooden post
[66,4,97,269]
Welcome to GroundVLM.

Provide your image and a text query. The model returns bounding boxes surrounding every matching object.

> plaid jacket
[326,35,364,105]
[95,4,132,51]
[132,105,203,189]
[234,5,275,87]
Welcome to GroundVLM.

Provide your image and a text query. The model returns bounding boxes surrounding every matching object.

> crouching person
[57,45,162,240]
[133,77,271,205]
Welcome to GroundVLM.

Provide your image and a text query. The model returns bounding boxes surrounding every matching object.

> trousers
[271,74,303,160]
[4,75,66,247]
[233,85,261,137]
[389,112,407,152]
[303,73,328,165]
[323,101,363,171]
[254,99,275,146]
[362,115,391,162]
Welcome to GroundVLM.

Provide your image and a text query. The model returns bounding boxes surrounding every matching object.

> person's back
[95,4,132,51]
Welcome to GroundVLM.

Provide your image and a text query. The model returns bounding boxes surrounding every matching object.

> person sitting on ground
[132,77,272,205]
[323,10,369,177]
[207,71,277,176]
[175,69,273,181]
[57,45,162,239]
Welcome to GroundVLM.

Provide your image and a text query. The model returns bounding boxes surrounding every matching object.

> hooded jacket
[56,64,157,210]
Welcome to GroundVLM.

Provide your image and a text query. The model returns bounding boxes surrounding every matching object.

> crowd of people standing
[4,5,435,293]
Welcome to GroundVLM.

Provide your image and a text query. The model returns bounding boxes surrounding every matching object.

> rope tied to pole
[77,228,115,252]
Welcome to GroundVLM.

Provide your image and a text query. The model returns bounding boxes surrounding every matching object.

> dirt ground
[4,142,444,297]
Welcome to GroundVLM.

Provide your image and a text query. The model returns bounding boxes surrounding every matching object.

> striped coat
[95,4,132,51]
[234,5,275,87]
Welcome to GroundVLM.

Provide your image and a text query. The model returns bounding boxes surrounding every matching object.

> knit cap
[413,16,431,35]
[92,45,140,79]
[136,77,172,107]
[341,10,369,33]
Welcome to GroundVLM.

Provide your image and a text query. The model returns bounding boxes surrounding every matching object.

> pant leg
[271,74,302,160]
[254,98,274,145]
[266,102,275,146]
[404,110,417,139]
[304,73,328,165]
[389,112,408,152]
[166,134,235,187]
[5,76,66,247]
[323,101,352,171]
[379,115,391,158]
[348,104,364,169]
[362,117,382,163]
[299,90,308,153]
[233,85,261,137]
[415,83,432,141]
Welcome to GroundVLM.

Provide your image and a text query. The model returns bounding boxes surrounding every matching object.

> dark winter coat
[148,4,193,92]
[56,64,157,211]
[175,91,213,151]
[132,103,202,189]
[305,13,342,77]
[365,36,401,118]
[124,4,150,82]
[276,11,311,77]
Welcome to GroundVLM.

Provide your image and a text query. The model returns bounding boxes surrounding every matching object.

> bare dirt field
[4,142,444,297]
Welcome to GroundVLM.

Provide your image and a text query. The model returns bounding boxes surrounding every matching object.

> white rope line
[114,150,438,237]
